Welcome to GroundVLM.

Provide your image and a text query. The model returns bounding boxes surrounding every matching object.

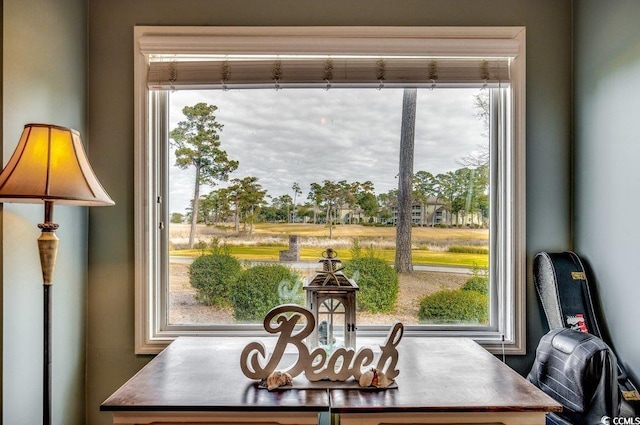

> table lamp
[0,123,114,425]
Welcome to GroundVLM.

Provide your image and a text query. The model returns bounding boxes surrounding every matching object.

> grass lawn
[191,222,489,241]
[170,223,489,268]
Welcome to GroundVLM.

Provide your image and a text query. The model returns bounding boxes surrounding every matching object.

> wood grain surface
[101,337,329,412]
[101,336,561,416]
[330,337,562,414]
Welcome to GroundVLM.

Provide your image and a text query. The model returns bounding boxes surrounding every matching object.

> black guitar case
[533,251,640,416]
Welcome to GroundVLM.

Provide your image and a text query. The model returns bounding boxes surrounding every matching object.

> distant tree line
[177,166,488,233]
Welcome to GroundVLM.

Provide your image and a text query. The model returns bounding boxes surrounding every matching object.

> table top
[329,337,562,414]
[101,336,561,415]
[100,337,330,413]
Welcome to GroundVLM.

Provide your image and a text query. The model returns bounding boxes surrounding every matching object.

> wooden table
[101,337,561,425]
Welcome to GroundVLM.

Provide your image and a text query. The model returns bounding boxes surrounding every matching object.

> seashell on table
[358,368,394,389]
[265,371,293,391]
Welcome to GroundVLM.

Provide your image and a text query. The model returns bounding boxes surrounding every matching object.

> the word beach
[240,304,403,382]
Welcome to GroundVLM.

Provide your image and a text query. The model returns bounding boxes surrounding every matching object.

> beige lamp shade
[0,123,114,206]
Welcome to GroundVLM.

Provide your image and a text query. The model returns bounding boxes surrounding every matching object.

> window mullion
[156,91,170,332]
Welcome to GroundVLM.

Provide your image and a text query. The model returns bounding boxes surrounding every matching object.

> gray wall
[2,0,88,424]
[87,1,572,424]
[574,0,640,385]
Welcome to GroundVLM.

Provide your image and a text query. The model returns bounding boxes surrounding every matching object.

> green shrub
[230,264,302,322]
[194,239,209,254]
[461,275,489,296]
[189,254,242,306]
[343,252,398,314]
[418,289,488,324]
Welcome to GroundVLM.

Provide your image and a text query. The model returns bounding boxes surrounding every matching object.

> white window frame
[134,26,526,355]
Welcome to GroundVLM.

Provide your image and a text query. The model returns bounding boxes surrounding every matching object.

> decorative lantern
[304,248,359,351]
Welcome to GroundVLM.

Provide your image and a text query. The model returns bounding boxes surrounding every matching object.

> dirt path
[168,263,468,325]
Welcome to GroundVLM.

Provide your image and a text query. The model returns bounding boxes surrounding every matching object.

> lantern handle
[322,248,337,259]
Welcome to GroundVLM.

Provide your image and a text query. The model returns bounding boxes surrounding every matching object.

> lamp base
[37,201,59,286]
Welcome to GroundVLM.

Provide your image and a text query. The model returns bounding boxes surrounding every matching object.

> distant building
[383,197,485,227]
[304,197,485,227]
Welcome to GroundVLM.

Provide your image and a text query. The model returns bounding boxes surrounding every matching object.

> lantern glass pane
[318,298,346,351]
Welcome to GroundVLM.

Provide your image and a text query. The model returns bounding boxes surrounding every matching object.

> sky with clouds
[168,88,487,215]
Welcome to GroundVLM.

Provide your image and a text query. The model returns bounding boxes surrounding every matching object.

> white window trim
[134,26,526,355]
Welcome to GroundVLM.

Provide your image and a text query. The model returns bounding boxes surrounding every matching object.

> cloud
[168,88,487,214]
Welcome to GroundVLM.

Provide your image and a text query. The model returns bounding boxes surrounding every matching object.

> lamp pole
[38,200,59,425]
[43,282,52,425]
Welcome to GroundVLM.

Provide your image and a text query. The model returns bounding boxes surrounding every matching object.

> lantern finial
[313,248,351,286]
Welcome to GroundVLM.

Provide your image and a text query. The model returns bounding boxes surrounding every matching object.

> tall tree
[395,89,417,273]
[226,176,267,234]
[436,172,456,226]
[291,182,302,222]
[377,189,398,224]
[308,180,343,238]
[356,192,379,221]
[170,102,238,248]
[413,170,436,227]
[355,181,377,222]
[340,180,358,224]
[439,170,466,226]
[240,177,267,234]
[278,194,293,223]
[322,180,343,239]
[200,189,231,225]
[308,183,324,224]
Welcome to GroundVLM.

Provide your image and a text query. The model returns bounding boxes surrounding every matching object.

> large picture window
[134,27,526,354]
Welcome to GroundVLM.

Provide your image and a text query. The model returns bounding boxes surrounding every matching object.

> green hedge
[448,245,489,255]
[230,264,302,322]
[418,289,488,324]
[189,254,242,306]
[343,256,398,313]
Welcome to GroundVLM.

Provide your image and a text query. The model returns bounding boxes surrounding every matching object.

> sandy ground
[168,262,468,325]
